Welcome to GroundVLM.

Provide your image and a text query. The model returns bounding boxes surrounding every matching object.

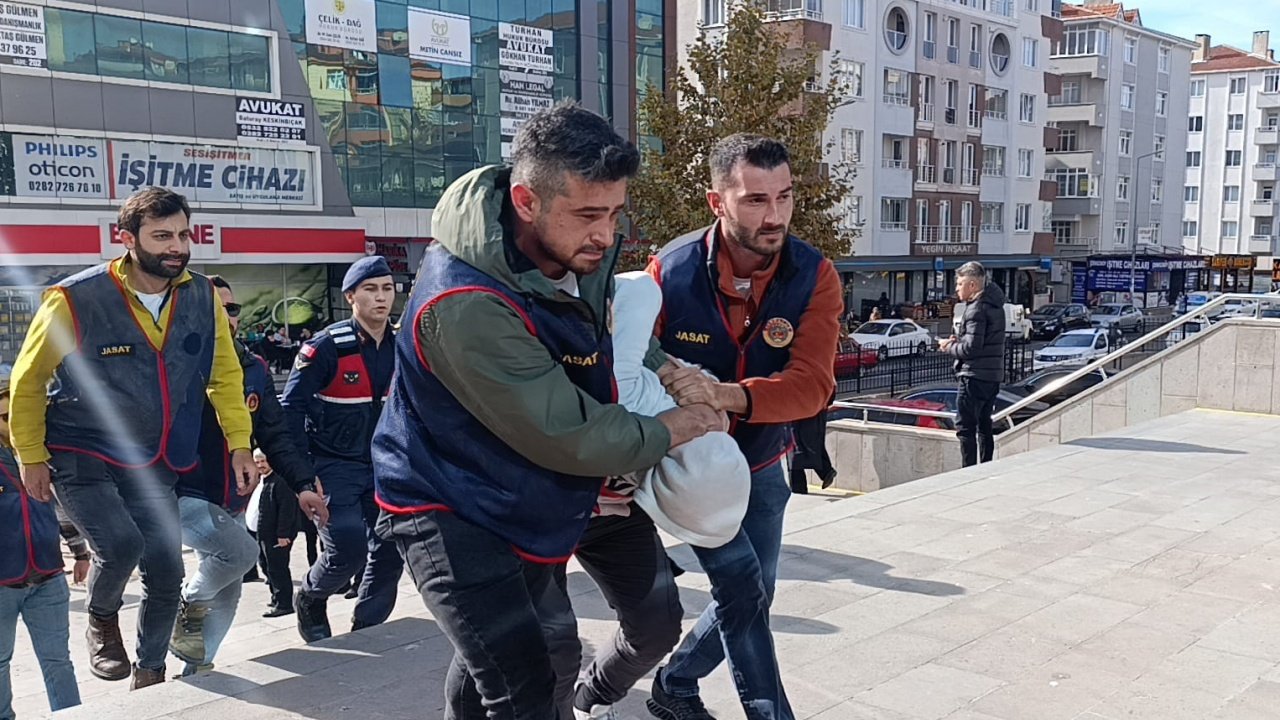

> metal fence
[835,337,1031,397]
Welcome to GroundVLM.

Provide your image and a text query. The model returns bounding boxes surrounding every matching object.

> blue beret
[342,255,393,293]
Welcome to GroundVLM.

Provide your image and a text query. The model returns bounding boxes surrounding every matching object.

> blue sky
[1135,1,1280,46]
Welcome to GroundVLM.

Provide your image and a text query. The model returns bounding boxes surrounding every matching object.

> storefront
[1070,254,1207,309]
[1204,255,1259,294]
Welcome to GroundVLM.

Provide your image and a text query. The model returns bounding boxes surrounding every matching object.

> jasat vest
[657,227,823,470]
[44,264,215,470]
[176,351,273,513]
[301,319,388,464]
[373,245,617,562]
[0,445,64,586]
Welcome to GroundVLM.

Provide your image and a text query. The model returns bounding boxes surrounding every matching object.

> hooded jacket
[946,283,1007,383]
[372,166,672,560]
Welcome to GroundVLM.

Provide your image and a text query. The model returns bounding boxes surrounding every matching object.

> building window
[982,145,1006,176]
[1266,70,1280,94]
[1116,174,1129,200]
[967,84,980,127]
[918,75,935,121]
[1190,78,1206,97]
[923,12,936,58]
[1023,38,1038,68]
[1053,79,1081,105]
[1017,148,1034,177]
[986,89,1008,119]
[1185,186,1200,202]
[702,0,726,25]
[881,197,909,230]
[1188,116,1203,133]
[1158,45,1170,72]
[885,7,910,53]
[944,17,959,63]
[1231,77,1247,94]
[991,33,1010,74]
[1120,84,1135,110]
[1115,222,1128,247]
[1182,221,1198,238]
[883,68,911,105]
[1152,179,1163,203]
[1025,0,1038,10]
[1049,168,1093,198]
[1225,185,1241,203]
[1186,151,1202,168]
[837,59,864,97]
[981,202,1004,232]
[840,128,863,164]
[1154,134,1165,156]
[1156,91,1167,116]
[1123,35,1136,64]
[843,0,865,28]
[1055,127,1078,152]
[1119,130,1132,156]
[1223,221,1239,238]
[969,24,982,68]
[1227,150,1243,167]
[944,79,959,124]
[1054,23,1109,57]
[1228,113,1244,131]
[1019,93,1035,123]
[1015,203,1031,232]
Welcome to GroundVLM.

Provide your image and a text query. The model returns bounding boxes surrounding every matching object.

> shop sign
[407,8,471,66]
[101,219,221,261]
[1272,260,1280,282]
[498,22,554,159]
[111,141,316,205]
[236,98,307,144]
[1086,257,1205,272]
[1207,255,1256,270]
[911,243,975,257]
[0,2,44,68]
[305,0,376,53]
[11,135,108,199]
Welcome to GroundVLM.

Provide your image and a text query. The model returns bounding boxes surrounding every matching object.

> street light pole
[1129,149,1162,303]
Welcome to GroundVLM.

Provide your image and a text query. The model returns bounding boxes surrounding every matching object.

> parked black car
[1030,303,1091,340]
[1004,367,1108,407]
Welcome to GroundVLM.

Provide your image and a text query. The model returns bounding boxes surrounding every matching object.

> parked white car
[952,302,1032,340]
[1090,303,1144,333]
[1032,328,1117,371]
[850,319,934,360]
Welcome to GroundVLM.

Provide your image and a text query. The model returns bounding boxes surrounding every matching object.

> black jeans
[258,537,294,611]
[956,377,1001,467]
[546,510,683,716]
[380,510,563,720]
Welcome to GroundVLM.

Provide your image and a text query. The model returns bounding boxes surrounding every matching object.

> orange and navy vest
[0,445,64,586]
[299,319,390,464]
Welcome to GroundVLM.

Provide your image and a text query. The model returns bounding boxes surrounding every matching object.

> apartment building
[678,0,1061,313]
[1045,1,1196,302]
[1183,31,1280,292]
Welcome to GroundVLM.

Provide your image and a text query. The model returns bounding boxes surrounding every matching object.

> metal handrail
[830,400,964,422]
[991,292,1280,426]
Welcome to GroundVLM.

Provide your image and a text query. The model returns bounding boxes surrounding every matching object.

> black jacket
[256,472,301,542]
[946,284,1007,383]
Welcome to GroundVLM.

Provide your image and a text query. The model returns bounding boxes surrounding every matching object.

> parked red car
[834,340,879,377]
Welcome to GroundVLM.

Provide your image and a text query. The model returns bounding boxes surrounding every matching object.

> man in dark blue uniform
[282,256,401,642]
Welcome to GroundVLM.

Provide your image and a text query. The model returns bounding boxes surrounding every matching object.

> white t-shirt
[549,272,580,298]
[135,291,167,323]
[245,475,267,531]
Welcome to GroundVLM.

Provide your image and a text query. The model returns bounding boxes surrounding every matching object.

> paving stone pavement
[11,408,1280,719]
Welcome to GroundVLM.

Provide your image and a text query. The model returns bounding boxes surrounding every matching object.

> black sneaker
[294,592,332,643]
[646,673,714,720]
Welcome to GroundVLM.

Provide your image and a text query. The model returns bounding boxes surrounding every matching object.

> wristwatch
[297,480,317,495]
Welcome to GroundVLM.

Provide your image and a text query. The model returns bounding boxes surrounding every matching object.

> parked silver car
[1090,303,1143,333]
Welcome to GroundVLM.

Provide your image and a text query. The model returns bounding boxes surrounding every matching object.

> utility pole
[1129,149,1162,303]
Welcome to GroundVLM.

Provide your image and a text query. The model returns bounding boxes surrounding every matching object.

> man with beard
[372,102,723,717]
[7,187,256,689]
[644,135,843,719]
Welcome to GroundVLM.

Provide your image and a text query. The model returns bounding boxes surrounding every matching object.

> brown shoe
[130,663,165,690]
[86,613,131,681]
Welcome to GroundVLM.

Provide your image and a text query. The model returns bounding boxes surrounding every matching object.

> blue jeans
[0,575,81,719]
[303,458,402,628]
[177,496,258,669]
[51,452,183,672]
[660,461,793,720]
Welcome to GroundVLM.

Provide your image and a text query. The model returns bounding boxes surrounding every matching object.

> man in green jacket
[372,102,721,718]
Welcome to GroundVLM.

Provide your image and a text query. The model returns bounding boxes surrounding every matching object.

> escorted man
[372,102,723,718]
[7,187,257,688]
[646,134,843,720]
[282,256,402,642]
[169,275,329,674]
[940,261,1006,467]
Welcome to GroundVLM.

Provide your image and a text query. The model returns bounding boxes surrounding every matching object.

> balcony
[1251,199,1276,216]
[1050,54,1107,79]
[990,0,1014,17]
[912,225,979,256]
[882,157,909,170]
[1054,197,1103,216]
[880,220,908,232]
[984,107,1007,121]
[883,92,911,107]
[982,163,1006,178]
[1249,235,1276,254]
[1055,236,1096,256]
[1256,126,1280,145]
[961,168,979,186]
[1255,163,1280,181]
[916,164,937,185]
[1258,92,1280,109]
[763,2,832,50]
[1047,101,1103,126]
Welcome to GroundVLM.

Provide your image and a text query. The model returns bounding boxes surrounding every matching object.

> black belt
[3,571,60,590]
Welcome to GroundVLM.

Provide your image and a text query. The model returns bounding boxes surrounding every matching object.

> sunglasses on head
[224,303,242,318]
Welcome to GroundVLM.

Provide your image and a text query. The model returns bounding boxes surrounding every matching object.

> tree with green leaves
[627,0,858,266]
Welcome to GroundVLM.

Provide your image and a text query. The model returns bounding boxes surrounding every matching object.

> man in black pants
[940,261,1007,467]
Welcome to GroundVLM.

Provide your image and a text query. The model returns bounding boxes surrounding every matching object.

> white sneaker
[573,704,619,720]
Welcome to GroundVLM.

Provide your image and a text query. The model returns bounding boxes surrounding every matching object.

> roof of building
[1061,3,1142,25]
[1192,44,1280,73]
